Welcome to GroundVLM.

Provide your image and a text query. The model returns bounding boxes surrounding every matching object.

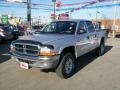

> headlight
[0,32,5,37]
[14,29,18,31]
[39,46,56,56]
[0,28,4,32]
[10,44,16,52]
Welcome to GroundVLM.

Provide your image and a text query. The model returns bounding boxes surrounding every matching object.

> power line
[0,0,53,7]
[0,4,52,11]
[0,0,53,10]
[0,2,53,8]
[1,1,119,11]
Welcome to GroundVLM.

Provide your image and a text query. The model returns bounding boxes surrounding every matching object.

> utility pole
[54,1,56,20]
[52,0,56,20]
[27,0,31,28]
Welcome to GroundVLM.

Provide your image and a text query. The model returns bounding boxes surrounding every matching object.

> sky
[0,0,120,22]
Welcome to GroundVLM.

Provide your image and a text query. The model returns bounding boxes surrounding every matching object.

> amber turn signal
[39,51,56,56]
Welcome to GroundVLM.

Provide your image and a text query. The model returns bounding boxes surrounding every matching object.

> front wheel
[56,53,75,79]
[0,37,2,43]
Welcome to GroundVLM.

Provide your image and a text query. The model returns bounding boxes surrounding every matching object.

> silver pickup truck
[10,19,106,78]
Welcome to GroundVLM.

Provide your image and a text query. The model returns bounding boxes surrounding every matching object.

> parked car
[32,25,42,31]
[0,25,20,42]
[10,19,107,78]
[1,26,14,40]
[17,25,26,36]
[9,25,20,39]
[32,24,44,33]
[0,28,6,43]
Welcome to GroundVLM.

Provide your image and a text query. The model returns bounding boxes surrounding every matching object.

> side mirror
[77,29,86,34]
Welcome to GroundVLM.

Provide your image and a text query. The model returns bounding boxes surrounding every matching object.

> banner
[56,3,120,11]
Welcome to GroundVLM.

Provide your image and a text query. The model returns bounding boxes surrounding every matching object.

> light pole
[27,0,31,27]
[96,1,99,22]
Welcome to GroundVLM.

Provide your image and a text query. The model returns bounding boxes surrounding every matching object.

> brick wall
[98,19,120,33]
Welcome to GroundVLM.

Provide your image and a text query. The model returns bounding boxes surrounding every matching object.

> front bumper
[10,52,60,69]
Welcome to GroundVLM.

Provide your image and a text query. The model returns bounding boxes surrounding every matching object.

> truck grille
[14,43,40,56]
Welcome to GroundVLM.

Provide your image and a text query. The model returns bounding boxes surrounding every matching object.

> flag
[98,0,111,2]
[70,9,74,12]
[56,1,61,7]
[6,0,23,2]
[75,8,80,10]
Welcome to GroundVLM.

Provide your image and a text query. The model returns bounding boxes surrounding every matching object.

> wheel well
[56,46,76,69]
[61,46,75,55]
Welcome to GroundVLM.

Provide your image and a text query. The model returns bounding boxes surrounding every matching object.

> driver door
[76,21,91,57]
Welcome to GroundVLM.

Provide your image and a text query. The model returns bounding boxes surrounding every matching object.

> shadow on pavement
[42,45,113,77]
[0,41,11,55]
[0,55,11,64]
[0,41,12,63]
[73,45,113,77]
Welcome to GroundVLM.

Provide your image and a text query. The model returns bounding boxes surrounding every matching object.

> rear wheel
[56,53,75,79]
[96,41,105,56]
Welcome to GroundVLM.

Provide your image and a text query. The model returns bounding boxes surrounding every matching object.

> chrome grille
[14,43,40,56]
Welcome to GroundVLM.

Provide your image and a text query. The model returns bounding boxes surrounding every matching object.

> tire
[0,37,2,43]
[13,35,18,40]
[95,41,105,56]
[56,53,75,79]
[0,37,5,43]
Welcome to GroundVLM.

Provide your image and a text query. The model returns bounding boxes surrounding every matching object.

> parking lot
[0,38,120,90]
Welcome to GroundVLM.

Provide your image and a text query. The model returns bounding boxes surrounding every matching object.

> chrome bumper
[10,52,60,69]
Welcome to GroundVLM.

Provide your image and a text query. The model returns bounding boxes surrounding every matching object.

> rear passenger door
[85,21,98,51]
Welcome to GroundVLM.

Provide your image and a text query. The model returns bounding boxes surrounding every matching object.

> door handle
[94,34,97,37]
[87,36,90,39]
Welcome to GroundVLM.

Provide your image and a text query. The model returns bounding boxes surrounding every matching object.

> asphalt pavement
[0,38,120,90]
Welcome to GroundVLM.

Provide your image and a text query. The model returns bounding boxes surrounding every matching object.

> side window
[85,21,95,33]
[77,21,87,34]
[93,22,100,31]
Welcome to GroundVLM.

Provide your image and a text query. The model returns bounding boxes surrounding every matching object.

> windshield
[40,21,77,34]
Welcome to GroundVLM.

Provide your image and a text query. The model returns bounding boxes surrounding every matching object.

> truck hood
[19,34,74,44]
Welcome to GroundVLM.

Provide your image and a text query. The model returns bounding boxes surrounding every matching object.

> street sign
[1,15,8,24]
